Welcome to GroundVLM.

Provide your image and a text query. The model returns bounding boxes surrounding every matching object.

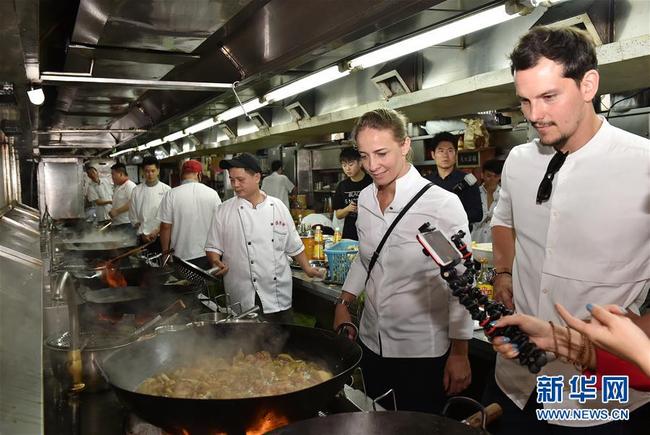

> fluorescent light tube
[110,147,136,157]
[348,4,518,70]
[185,117,218,135]
[264,66,351,103]
[163,130,187,143]
[145,139,164,149]
[216,98,267,123]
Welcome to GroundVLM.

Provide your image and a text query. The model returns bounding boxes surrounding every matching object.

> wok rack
[170,256,220,291]
[169,256,232,312]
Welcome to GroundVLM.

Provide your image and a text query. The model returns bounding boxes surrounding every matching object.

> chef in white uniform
[85,165,113,222]
[158,159,221,267]
[129,156,170,250]
[205,153,324,323]
[108,162,136,226]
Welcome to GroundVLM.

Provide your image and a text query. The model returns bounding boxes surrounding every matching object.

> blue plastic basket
[324,240,359,284]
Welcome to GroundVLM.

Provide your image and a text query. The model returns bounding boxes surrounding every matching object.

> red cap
[181,160,203,174]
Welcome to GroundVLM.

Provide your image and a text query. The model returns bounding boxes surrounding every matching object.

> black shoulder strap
[365,182,434,286]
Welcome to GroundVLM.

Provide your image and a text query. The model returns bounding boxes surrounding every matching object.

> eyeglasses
[536,151,568,204]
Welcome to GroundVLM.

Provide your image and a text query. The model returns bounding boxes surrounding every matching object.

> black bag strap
[365,182,434,286]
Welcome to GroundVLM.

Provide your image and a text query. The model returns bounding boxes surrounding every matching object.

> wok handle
[462,403,502,429]
[443,396,503,430]
[336,322,358,340]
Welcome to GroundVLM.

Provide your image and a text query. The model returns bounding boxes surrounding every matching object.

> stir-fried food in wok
[137,350,333,399]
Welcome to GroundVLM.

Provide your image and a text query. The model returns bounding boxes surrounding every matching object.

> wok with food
[99,322,361,434]
[137,350,333,399]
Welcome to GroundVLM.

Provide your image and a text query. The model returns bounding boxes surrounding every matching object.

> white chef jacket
[491,117,650,426]
[111,179,136,225]
[342,165,474,358]
[157,181,222,260]
[128,181,171,236]
[86,178,113,221]
[470,185,500,243]
[205,193,304,314]
[261,172,295,209]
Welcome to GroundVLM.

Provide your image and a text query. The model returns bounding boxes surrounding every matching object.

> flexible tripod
[418,223,548,374]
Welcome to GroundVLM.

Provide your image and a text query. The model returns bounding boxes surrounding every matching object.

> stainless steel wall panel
[311,148,341,170]
[0,145,7,209]
[37,159,85,219]
[0,205,41,434]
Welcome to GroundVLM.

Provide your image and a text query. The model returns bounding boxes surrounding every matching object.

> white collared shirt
[87,178,113,221]
[205,193,303,314]
[343,165,474,358]
[157,181,221,260]
[111,179,136,225]
[128,181,171,235]
[491,117,650,425]
[261,172,295,209]
[470,185,500,243]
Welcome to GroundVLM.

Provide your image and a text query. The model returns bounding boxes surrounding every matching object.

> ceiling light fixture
[145,138,164,149]
[185,117,218,135]
[163,130,187,143]
[27,87,45,105]
[109,147,136,157]
[216,98,268,123]
[348,3,520,70]
[263,66,351,103]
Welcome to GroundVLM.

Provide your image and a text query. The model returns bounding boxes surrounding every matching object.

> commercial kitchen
[1,0,649,434]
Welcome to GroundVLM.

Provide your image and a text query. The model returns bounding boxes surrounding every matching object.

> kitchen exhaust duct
[285,101,312,122]
[249,109,272,130]
[370,55,420,100]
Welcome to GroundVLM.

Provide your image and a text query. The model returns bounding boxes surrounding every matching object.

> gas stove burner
[122,386,375,435]
[125,413,168,435]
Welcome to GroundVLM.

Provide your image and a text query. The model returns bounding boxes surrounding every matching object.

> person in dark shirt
[333,147,372,240]
[425,132,482,227]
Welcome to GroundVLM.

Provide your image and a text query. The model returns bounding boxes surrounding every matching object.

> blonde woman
[333,108,474,413]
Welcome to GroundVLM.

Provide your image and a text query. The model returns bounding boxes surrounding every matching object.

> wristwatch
[334,297,351,308]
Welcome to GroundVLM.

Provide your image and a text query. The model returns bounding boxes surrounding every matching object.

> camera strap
[365,182,434,286]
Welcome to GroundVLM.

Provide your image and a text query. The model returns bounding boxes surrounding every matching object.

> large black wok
[267,411,487,435]
[99,323,362,434]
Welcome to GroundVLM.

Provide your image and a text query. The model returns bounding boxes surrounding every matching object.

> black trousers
[359,339,449,414]
[254,293,294,324]
[482,372,650,435]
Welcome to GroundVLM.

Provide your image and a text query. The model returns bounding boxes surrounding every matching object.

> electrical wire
[606,89,647,119]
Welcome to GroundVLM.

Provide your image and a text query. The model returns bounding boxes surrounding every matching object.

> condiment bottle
[476,258,494,300]
[313,225,324,260]
[333,227,342,243]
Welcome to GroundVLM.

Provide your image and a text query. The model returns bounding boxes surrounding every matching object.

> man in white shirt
[158,160,221,266]
[85,165,113,221]
[205,153,323,323]
[129,156,171,250]
[489,26,650,434]
[108,163,136,226]
[261,160,295,209]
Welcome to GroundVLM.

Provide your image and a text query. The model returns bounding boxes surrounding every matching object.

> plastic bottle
[297,214,303,234]
[476,258,494,300]
[333,227,342,244]
[313,225,324,260]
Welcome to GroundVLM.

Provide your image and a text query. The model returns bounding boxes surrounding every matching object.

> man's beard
[533,122,569,151]
[539,134,569,150]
